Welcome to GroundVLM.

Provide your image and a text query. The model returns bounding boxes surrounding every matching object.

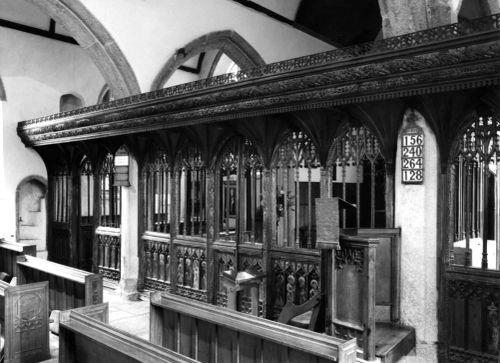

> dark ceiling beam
[0,18,78,45]
[230,0,341,48]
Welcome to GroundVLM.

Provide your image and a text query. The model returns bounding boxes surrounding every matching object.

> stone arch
[0,76,6,101]
[151,30,266,90]
[24,0,140,98]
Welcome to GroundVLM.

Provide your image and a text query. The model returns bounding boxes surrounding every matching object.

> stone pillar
[117,155,139,300]
[395,109,439,362]
[378,0,459,38]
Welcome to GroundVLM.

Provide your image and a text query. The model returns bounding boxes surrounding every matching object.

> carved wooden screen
[217,138,263,243]
[99,153,121,227]
[328,127,386,229]
[50,164,71,264]
[450,116,499,269]
[52,165,71,223]
[274,131,320,249]
[177,145,206,237]
[445,114,500,362]
[144,151,171,233]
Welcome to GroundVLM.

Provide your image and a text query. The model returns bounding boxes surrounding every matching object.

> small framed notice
[401,125,424,184]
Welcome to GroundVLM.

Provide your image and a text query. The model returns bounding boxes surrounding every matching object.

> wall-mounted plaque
[401,124,424,184]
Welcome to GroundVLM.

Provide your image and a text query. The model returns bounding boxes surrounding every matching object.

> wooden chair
[277,293,323,331]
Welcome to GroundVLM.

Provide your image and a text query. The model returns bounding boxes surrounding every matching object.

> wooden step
[374,322,416,363]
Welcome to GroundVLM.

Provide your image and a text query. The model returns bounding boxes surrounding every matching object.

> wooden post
[262,169,273,318]
[206,169,217,304]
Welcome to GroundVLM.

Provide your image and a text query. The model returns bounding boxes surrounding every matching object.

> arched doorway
[16,177,47,258]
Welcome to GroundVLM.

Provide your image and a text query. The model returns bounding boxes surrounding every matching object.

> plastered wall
[0,26,105,240]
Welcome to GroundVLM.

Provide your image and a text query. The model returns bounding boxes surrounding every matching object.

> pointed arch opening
[151,30,266,90]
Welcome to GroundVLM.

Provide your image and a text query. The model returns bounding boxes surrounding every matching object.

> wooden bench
[150,292,358,363]
[59,304,199,363]
[16,255,103,311]
[0,240,36,278]
[0,280,49,363]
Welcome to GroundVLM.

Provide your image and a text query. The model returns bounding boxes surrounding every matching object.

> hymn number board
[401,125,424,184]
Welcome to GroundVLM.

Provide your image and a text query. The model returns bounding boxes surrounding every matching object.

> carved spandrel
[335,247,364,272]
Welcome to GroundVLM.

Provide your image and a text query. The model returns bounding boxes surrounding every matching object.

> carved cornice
[17,17,500,147]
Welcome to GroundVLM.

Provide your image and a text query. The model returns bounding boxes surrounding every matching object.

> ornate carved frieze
[448,278,500,300]
[17,18,500,146]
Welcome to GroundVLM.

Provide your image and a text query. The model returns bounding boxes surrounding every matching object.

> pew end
[2,281,50,363]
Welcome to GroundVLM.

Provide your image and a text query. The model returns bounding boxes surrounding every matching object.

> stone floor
[43,287,150,362]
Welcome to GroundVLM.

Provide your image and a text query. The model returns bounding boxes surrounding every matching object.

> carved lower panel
[216,292,228,307]
[447,273,500,358]
[175,285,208,302]
[144,238,171,287]
[271,258,320,319]
[239,296,263,317]
[448,278,500,300]
[99,267,120,281]
[97,233,121,280]
[144,278,171,291]
[176,245,207,290]
[449,347,496,363]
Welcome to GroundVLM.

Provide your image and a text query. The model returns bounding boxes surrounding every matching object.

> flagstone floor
[43,287,150,362]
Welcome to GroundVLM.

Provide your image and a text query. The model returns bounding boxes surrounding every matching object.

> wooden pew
[150,292,358,363]
[16,255,102,311]
[0,239,36,278]
[59,306,199,363]
[0,280,49,363]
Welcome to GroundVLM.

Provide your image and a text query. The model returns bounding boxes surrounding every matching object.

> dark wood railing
[150,292,358,362]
